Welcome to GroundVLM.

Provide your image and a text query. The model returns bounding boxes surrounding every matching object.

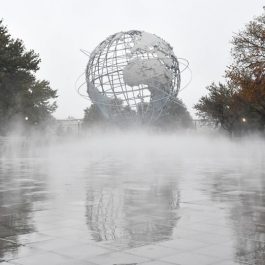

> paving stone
[54,244,111,260]
[194,244,235,259]
[140,261,176,265]
[5,232,52,245]
[158,238,208,251]
[1,245,45,261]
[160,252,225,265]
[125,244,179,259]
[87,251,150,265]
[9,251,77,265]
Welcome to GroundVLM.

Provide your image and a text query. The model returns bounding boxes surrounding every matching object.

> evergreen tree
[0,20,57,135]
[156,98,193,129]
[83,104,105,127]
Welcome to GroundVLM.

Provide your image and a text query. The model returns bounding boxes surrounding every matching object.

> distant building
[56,117,82,136]
[192,119,217,130]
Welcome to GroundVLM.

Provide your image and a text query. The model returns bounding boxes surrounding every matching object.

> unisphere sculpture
[85,30,181,123]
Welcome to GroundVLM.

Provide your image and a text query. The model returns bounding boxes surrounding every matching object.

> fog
[1,130,265,263]
[1,129,265,172]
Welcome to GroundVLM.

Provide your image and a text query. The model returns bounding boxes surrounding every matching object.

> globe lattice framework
[85,30,182,123]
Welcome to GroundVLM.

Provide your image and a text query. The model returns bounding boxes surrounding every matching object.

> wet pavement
[0,134,265,264]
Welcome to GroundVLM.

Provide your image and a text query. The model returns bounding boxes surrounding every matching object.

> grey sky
[1,0,263,119]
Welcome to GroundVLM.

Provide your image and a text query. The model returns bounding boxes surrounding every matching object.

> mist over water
[2,129,264,166]
[1,130,265,262]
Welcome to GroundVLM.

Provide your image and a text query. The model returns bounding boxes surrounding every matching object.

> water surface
[0,132,265,264]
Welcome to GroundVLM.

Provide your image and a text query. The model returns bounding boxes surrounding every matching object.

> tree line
[194,9,265,135]
[83,98,193,130]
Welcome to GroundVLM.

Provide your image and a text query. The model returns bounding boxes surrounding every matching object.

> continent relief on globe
[123,58,173,89]
[123,32,174,94]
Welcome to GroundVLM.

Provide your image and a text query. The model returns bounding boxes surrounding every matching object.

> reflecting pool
[0,133,265,264]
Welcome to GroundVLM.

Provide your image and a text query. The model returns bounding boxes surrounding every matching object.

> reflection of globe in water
[86,30,181,122]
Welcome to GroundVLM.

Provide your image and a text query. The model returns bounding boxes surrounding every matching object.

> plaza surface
[0,133,265,265]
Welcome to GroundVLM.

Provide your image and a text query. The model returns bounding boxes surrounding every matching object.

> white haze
[1,129,265,248]
[1,130,265,166]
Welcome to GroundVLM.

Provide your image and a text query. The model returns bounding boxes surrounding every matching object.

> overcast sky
[1,0,263,119]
